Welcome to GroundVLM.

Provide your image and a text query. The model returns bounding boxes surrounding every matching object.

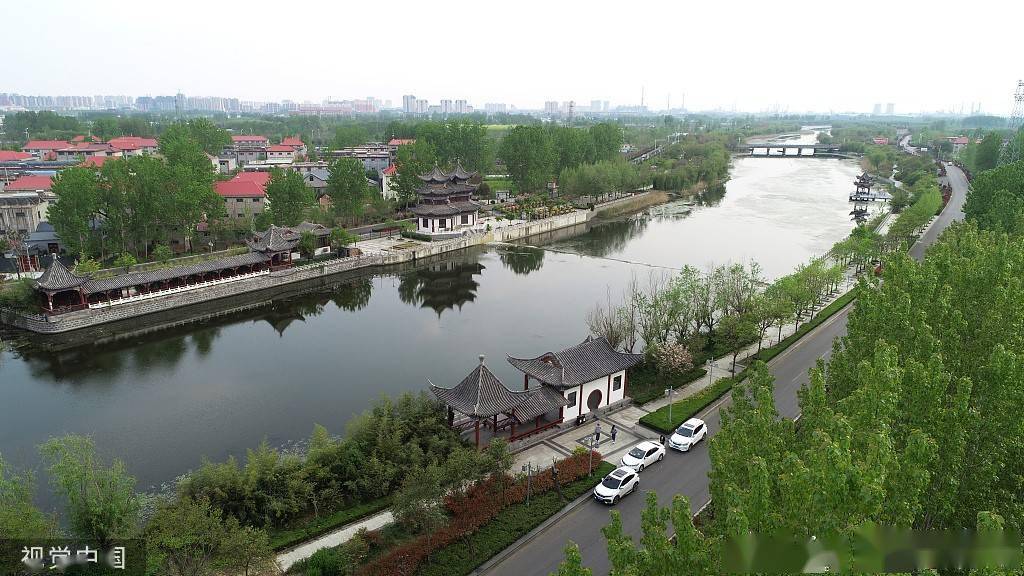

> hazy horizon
[5,0,1020,115]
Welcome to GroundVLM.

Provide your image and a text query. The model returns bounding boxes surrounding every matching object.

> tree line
[558,161,1024,573]
[498,123,624,193]
[48,120,228,262]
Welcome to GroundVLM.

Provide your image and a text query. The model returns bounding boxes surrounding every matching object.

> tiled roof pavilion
[507,336,644,389]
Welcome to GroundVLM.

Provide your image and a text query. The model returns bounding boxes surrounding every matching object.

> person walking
[610,424,618,444]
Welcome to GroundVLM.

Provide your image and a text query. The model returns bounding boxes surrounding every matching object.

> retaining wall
[3,192,658,334]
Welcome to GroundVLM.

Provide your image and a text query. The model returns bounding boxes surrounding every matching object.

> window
[566,391,577,408]
[612,375,622,391]
[461,214,469,224]
[236,198,244,202]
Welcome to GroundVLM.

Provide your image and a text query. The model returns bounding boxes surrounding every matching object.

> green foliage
[332,125,370,149]
[972,131,1003,172]
[640,372,742,434]
[268,497,390,551]
[6,110,81,141]
[266,168,315,226]
[393,140,437,208]
[152,244,173,264]
[0,278,38,312]
[599,493,715,575]
[178,393,465,535]
[113,252,137,270]
[963,160,1024,234]
[327,157,370,223]
[329,227,360,250]
[164,118,231,155]
[39,434,141,546]
[558,160,642,198]
[0,454,57,539]
[500,125,557,193]
[888,178,942,243]
[298,231,316,258]
[48,166,101,257]
[75,258,101,274]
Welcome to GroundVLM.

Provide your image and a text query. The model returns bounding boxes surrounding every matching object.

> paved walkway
[276,510,394,572]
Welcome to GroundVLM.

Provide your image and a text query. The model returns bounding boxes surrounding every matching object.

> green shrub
[401,230,433,242]
[0,278,37,312]
[269,497,391,550]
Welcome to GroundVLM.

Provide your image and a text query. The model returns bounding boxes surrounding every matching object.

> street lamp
[521,462,533,506]
[706,358,714,386]
[665,387,675,428]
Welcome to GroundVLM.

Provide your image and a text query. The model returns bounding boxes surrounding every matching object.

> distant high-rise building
[484,103,507,114]
[872,103,882,115]
[885,103,895,115]
[403,94,416,113]
[590,100,602,113]
[416,99,429,114]
[455,99,467,114]
[544,101,559,114]
[440,99,452,114]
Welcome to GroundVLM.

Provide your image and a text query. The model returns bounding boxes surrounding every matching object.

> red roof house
[266,145,295,153]
[233,172,272,186]
[79,156,115,169]
[387,138,416,147]
[382,164,397,176]
[108,136,158,152]
[0,151,33,161]
[6,175,53,192]
[281,136,305,147]
[872,137,889,145]
[232,135,268,144]
[215,172,271,198]
[22,140,71,153]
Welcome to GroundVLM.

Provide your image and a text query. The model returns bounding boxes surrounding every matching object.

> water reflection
[398,256,486,315]
[498,245,545,275]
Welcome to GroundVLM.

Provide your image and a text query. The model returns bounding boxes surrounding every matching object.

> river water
[0,153,866,499]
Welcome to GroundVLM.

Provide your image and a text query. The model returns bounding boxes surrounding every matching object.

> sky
[5,0,1021,115]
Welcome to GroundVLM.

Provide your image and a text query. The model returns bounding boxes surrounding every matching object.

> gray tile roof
[507,336,644,389]
[84,252,268,293]
[35,258,89,291]
[411,200,480,217]
[514,385,569,422]
[430,355,532,418]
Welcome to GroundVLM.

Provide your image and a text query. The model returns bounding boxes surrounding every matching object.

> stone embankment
[2,193,659,334]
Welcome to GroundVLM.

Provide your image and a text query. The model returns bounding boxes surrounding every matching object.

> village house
[266,144,296,165]
[22,140,70,159]
[381,164,398,200]
[330,144,390,174]
[0,175,55,236]
[281,136,307,157]
[107,136,159,156]
[55,141,116,161]
[0,151,33,162]
[213,172,269,219]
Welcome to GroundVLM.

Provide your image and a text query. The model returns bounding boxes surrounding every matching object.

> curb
[470,486,597,576]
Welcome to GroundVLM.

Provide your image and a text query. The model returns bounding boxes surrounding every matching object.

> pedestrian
[610,424,618,444]
[659,434,666,446]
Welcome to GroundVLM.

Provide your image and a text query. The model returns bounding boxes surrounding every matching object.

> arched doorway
[587,389,603,412]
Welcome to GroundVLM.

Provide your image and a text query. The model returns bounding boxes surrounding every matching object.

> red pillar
[78,290,86,306]
[46,293,53,311]
[474,420,480,449]
[510,416,516,440]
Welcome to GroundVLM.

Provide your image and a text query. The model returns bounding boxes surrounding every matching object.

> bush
[0,278,38,312]
[401,230,433,242]
[628,360,708,405]
[357,452,607,576]
[269,497,391,550]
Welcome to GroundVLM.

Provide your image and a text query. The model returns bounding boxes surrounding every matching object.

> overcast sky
[6,0,1019,115]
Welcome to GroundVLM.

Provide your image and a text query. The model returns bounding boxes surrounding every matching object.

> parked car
[668,417,708,452]
[619,440,666,472]
[593,466,639,505]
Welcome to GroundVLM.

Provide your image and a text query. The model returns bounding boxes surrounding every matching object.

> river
[0,153,867,501]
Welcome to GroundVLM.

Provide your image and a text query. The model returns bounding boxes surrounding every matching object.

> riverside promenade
[2,193,659,334]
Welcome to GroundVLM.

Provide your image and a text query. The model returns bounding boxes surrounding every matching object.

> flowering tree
[653,342,694,377]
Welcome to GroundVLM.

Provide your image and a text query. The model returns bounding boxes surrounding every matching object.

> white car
[668,417,708,452]
[619,440,666,472]
[593,466,639,505]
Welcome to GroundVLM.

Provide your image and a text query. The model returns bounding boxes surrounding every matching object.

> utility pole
[1000,80,1024,165]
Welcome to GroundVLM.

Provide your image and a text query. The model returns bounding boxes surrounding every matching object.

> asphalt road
[484,164,969,576]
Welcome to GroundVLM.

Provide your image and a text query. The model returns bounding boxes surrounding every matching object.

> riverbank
[1,192,660,334]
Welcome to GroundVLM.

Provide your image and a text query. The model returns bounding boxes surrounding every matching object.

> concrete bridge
[738,143,851,158]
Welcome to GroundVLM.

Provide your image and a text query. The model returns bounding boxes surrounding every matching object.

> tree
[39,435,141,547]
[973,131,1002,172]
[332,125,370,149]
[113,252,137,271]
[588,123,624,162]
[391,463,446,537]
[298,230,316,259]
[717,313,757,372]
[327,157,371,224]
[652,342,694,378]
[330,227,360,253]
[220,523,276,576]
[0,454,57,540]
[48,167,100,257]
[75,258,101,274]
[265,168,314,226]
[393,140,437,208]
[483,438,514,503]
[153,244,173,264]
[553,543,592,576]
[500,125,556,192]
[146,496,236,576]
[586,289,626,350]
[750,288,787,354]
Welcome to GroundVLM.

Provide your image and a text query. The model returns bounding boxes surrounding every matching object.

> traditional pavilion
[855,173,872,195]
[32,222,333,314]
[411,162,480,237]
[507,336,644,423]
[430,355,569,448]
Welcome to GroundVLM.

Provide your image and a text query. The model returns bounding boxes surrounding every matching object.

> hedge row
[628,362,709,405]
[357,451,606,576]
[401,230,434,242]
[416,461,617,576]
[270,496,391,551]
[639,287,858,434]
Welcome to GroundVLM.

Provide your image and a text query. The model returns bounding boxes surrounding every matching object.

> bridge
[739,143,844,156]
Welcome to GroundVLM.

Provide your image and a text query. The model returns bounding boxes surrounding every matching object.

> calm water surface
[0,156,866,500]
